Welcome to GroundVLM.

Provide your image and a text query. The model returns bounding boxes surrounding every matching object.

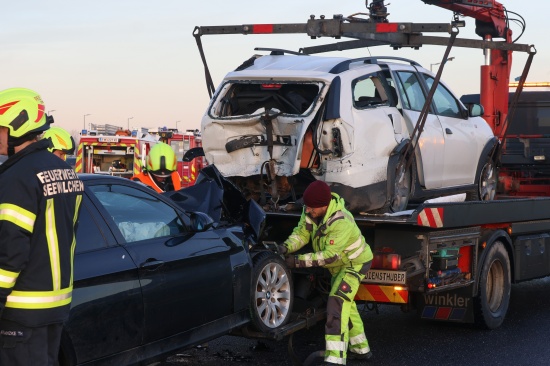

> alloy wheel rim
[254,262,291,328]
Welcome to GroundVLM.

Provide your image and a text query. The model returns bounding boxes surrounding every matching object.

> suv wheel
[250,251,294,332]
[467,159,496,201]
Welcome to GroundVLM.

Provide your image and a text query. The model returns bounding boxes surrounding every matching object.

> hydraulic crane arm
[422,0,509,40]
[420,0,525,137]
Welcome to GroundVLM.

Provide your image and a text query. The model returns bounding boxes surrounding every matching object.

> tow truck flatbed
[268,197,550,230]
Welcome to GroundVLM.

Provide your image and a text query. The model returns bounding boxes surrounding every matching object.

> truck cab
[462,91,550,197]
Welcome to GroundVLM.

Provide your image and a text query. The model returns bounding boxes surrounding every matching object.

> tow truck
[191,1,545,354]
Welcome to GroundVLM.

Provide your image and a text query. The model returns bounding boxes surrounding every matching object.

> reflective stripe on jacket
[284,192,373,275]
[0,139,83,326]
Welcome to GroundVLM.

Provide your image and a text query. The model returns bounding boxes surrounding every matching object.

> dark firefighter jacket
[0,139,84,327]
[284,192,373,276]
[131,171,182,193]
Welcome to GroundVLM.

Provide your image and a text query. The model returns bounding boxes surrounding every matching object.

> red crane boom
[422,0,512,136]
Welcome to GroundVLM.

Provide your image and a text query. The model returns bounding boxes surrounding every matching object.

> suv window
[90,184,186,243]
[395,71,426,111]
[352,74,387,109]
[423,75,462,118]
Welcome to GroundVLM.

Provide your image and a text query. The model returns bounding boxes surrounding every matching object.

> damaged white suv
[201,52,498,213]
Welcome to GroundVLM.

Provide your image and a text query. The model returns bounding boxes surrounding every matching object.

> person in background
[131,142,182,193]
[42,126,75,161]
[92,159,100,173]
[278,180,374,366]
[0,88,84,366]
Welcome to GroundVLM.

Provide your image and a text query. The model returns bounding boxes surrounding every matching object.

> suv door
[393,69,445,188]
[422,75,478,185]
[88,182,236,344]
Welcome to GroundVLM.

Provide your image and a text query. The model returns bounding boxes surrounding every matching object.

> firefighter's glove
[285,255,298,269]
[277,245,288,255]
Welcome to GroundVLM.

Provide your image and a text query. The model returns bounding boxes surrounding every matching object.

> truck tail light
[372,248,401,270]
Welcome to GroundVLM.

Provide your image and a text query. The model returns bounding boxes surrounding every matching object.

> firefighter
[0,88,84,365]
[131,142,182,193]
[42,126,76,161]
[278,180,373,365]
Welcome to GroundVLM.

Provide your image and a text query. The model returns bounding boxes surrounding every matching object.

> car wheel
[474,241,511,329]
[390,161,411,213]
[467,159,496,201]
[250,251,293,332]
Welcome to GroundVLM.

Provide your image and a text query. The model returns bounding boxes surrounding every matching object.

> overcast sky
[1,0,547,136]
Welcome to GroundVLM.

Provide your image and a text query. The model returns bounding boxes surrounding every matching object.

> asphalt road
[153,277,550,366]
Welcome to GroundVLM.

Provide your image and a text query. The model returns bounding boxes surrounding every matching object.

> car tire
[474,241,511,329]
[250,251,294,332]
[467,159,497,201]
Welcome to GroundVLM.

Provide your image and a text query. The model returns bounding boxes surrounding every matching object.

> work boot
[348,351,373,361]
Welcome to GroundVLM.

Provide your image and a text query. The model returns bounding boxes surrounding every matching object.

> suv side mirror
[468,103,484,117]
[189,212,215,232]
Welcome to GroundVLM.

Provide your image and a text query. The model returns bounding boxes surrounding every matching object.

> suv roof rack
[254,47,308,56]
[329,56,421,74]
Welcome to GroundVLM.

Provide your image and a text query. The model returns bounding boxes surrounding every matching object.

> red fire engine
[157,129,205,187]
[75,133,155,178]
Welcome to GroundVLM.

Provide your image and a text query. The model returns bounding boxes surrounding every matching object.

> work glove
[285,255,297,269]
[277,245,288,255]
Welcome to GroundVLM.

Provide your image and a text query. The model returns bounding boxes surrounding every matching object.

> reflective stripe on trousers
[324,265,370,364]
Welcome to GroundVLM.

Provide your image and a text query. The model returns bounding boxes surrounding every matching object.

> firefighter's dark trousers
[324,261,372,365]
[0,319,62,366]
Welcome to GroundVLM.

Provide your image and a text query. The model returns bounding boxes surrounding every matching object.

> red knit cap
[303,180,332,208]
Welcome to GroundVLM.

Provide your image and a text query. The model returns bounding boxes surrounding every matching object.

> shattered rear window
[211,82,321,118]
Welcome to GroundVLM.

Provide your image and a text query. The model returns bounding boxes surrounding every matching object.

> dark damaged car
[61,167,326,366]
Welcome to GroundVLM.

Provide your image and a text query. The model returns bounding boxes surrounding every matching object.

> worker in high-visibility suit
[42,126,76,161]
[0,88,84,365]
[279,180,373,365]
[131,142,182,193]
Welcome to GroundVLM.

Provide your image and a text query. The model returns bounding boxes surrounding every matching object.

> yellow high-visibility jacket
[284,192,373,276]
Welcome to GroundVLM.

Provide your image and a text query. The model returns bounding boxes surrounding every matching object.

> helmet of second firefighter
[43,127,75,157]
[146,142,177,177]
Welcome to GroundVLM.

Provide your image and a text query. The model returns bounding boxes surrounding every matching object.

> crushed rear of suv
[201,53,497,213]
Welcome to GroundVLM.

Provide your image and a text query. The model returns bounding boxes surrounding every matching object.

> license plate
[362,269,406,285]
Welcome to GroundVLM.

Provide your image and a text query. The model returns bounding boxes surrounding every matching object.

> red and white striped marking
[417,207,444,228]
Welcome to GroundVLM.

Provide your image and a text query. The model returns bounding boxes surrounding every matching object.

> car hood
[164,164,265,241]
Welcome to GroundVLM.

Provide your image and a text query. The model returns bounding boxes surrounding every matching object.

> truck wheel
[390,161,411,213]
[474,241,511,329]
[467,159,496,201]
[250,251,294,332]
